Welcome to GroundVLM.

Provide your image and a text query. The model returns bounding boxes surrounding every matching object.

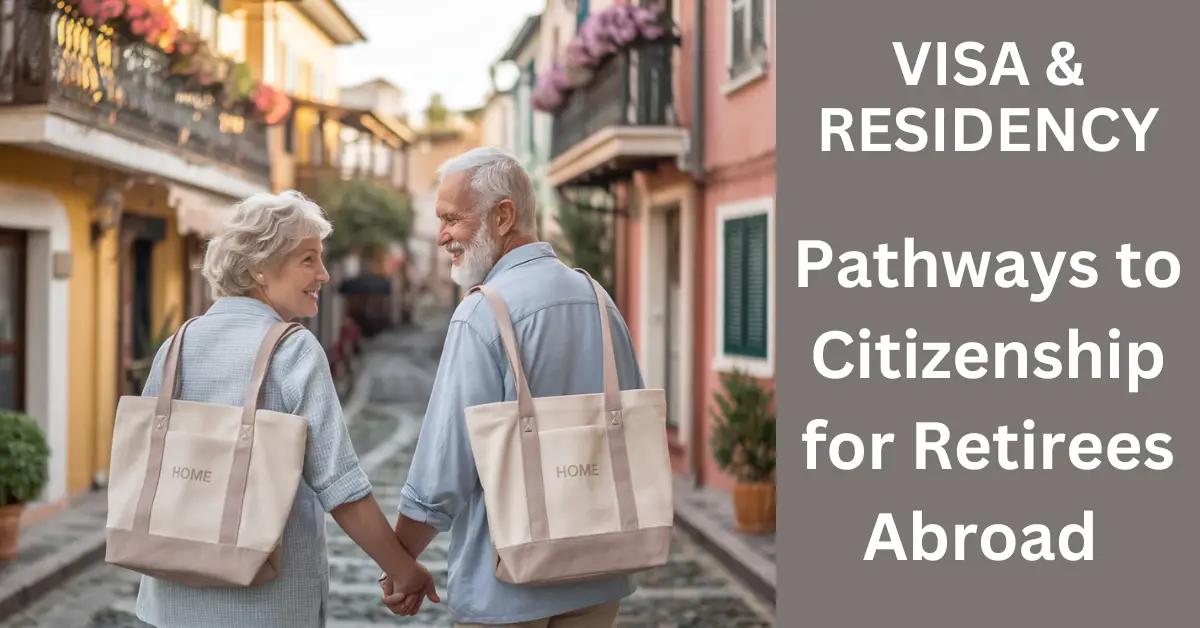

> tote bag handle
[469,268,639,542]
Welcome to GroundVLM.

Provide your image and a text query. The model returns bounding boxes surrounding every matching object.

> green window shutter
[743,214,769,357]
[724,214,769,359]
[724,219,746,354]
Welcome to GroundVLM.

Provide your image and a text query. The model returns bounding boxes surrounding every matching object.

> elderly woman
[135,191,436,627]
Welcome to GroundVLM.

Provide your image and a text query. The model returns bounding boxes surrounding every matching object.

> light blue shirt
[400,242,642,624]
[136,297,373,628]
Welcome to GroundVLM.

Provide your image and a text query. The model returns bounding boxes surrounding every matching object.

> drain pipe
[688,0,705,488]
[688,0,706,184]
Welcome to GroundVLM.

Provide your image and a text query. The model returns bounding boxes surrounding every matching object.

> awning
[168,184,236,238]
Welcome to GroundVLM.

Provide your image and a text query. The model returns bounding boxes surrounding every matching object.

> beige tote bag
[105,319,309,587]
[465,270,673,585]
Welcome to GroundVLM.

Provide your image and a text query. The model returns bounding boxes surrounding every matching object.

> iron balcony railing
[0,1,269,176]
[550,38,676,160]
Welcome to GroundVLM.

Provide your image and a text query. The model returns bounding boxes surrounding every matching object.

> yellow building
[225,0,366,191]
[0,1,271,510]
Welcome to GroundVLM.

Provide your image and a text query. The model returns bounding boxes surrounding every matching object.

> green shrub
[0,411,50,506]
[710,370,776,483]
[313,178,413,262]
[552,194,615,296]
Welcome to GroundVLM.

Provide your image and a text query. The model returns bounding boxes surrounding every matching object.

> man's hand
[378,563,440,616]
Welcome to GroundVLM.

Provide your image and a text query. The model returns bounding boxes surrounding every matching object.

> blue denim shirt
[399,242,642,623]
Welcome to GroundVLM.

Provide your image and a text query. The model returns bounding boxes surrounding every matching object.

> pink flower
[129,17,151,36]
[75,0,102,19]
[77,0,126,23]
[251,84,292,125]
[124,0,150,20]
[266,92,293,125]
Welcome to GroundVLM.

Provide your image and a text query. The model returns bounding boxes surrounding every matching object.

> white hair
[202,190,332,298]
[437,147,537,235]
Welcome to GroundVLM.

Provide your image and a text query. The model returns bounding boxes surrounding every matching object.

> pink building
[543,0,775,494]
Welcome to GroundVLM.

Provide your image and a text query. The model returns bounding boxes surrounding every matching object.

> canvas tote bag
[465,269,673,585]
[105,319,309,587]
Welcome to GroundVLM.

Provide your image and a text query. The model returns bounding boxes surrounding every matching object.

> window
[281,45,297,93]
[313,70,325,103]
[197,0,220,48]
[728,0,769,86]
[716,198,774,377]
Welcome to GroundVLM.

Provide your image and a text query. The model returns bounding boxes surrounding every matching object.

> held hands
[378,562,440,616]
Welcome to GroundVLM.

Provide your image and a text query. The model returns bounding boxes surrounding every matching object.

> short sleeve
[399,319,503,531]
[278,332,372,512]
[141,335,174,397]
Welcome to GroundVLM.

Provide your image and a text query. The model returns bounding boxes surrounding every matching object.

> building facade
[0,0,273,506]
[537,0,776,493]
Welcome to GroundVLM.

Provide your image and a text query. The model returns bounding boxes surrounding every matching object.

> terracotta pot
[732,481,776,534]
[0,504,24,562]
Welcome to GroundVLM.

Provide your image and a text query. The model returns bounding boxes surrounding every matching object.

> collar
[206,296,284,322]
[482,242,557,285]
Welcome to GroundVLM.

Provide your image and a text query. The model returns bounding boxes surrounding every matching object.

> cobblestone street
[2,325,774,627]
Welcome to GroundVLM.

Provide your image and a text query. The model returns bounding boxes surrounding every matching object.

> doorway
[644,203,687,429]
[119,215,165,396]
[0,228,26,411]
[663,207,681,427]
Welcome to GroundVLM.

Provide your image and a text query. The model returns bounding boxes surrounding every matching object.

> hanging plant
[532,2,670,113]
[224,61,256,104]
[169,31,228,88]
[74,0,125,23]
[70,0,178,51]
[60,1,292,125]
[251,83,292,125]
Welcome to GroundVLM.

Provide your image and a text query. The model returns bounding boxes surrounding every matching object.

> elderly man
[381,147,643,627]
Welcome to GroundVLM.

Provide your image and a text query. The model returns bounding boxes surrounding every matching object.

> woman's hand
[330,496,440,615]
[379,563,440,616]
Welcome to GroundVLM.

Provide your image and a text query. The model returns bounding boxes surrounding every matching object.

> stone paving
[1,324,775,627]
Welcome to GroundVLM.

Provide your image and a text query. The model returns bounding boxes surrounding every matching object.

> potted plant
[0,410,50,561]
[710,370,776,533]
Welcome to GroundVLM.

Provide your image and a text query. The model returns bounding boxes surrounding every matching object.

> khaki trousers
[455,600,620,628]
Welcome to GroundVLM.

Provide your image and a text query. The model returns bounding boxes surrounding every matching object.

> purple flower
[532,76,564,112]
[633,5,665,40]
[548,63,573,90]
[609,6,640,45]
[545,0,670,102]
[580,18,618,60]
[566,40,596,69]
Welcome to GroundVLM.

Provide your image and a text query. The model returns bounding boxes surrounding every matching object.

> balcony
[0,2,269,195]
[295,162,395,192]
[548,39,688,187]
[289,98,412,194]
